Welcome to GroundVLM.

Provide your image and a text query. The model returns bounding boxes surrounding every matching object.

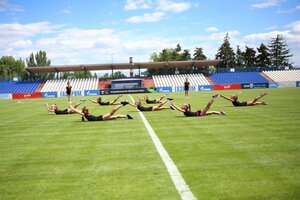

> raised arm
[137,96,145,101]
[171,102,185,113]
[220,94,234,102]
[89,99,98,104]
[45,103,54,112]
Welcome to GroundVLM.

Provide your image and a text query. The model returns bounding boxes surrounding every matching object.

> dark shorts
[184,110,201,117]
[233,101,248,106]
[99,102,110,106]
[86,115,103,121]
[138,106,153,112]
[146,99,156,104]
[55,109,69,114]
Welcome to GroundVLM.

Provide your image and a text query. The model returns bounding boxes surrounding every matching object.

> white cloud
[125,0,152,10]
[207,31,240,42]
[278,4,300,13]
[251,0,282,9]
[266,25,278,30]
[1,20,300,67]
[243,31,288,43]
[126,12,165,23]
[0,22,63,46]
[242,22,300,65]
[205,27,218,32]
[285,20,300,34]
[61,6,72,14]
[156,0,191,13]
[8,39,32,48]
[0,0,23,12]
[123,37,171,51]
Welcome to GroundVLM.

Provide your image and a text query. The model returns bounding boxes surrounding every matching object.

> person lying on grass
[45,100,85,115]
[170,94,226,117]
[89,95,127,106]
[73,102,133,121]
[220,92,267,106]
[137,94,168,104]
[128,98,173,112]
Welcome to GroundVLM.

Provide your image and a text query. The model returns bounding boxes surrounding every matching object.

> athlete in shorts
[137,94,167,104]
[89,95,127,106]
[45,100,85,115]
[184,77,190,99]
[73,102,133,121]
[170,94,226,117]
[220,93,267,106]
[66,81,72,102]
[129,98,173,112]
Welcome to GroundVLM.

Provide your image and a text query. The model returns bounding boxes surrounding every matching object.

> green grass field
[0,88,299,199]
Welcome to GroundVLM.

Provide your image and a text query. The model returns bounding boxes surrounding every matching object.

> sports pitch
[0,88,299,199]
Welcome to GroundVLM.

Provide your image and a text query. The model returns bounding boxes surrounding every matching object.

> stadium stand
[142,77,155,88]
[41,78,98,92]
[153,74,210,87]
[0,80,42,94]
[210,72,269,84]
[262,70,300,82]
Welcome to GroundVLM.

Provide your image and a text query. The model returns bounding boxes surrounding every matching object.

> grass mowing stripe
[129,95,196,200]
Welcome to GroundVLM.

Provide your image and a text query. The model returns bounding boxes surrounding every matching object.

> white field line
[129,95,196,200]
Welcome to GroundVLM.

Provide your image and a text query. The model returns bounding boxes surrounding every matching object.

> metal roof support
[55,67,59,79]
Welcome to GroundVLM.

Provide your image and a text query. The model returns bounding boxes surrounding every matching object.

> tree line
[0,33,293,80]
[148,33,293,75]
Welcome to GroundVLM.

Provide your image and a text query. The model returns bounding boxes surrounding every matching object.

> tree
[235,45,245,68]
[193,47,208,74]
[181,49,191,60]
[268,34,293,67]
[111,71,126,78]
[0,56,26,80]
[74,71,93,78]
[193,47,207,60]
[26,50,54,80]
[244,46,257,67]
[215,33,236,68]
[256,43,271,67]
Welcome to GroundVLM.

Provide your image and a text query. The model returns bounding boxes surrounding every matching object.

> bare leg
[152,100,170,111]
[102,105,123,120]
[109,95,123,105]
[204,111,227,116]
[106,114,128,120]
[201,94,218,115]
[73,100,84,108]
[252,101,267,105]
[156,94,166,102]
[247,93,267,105]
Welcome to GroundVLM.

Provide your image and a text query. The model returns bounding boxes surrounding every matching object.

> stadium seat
[262,70,300,82]
[210,72,269,84]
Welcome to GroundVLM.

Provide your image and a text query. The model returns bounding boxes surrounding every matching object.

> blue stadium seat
[210,72,269,84]
[0,80,41,94]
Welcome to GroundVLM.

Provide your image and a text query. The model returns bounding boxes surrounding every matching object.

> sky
[0,0,300,72]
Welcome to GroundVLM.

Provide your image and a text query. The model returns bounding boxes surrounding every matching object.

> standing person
[66,81,72,102]
[73,103,133,121]
[89,95,127,106]
[184,77,190,99]
[220,93,267,106]
[170,94,226,117]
